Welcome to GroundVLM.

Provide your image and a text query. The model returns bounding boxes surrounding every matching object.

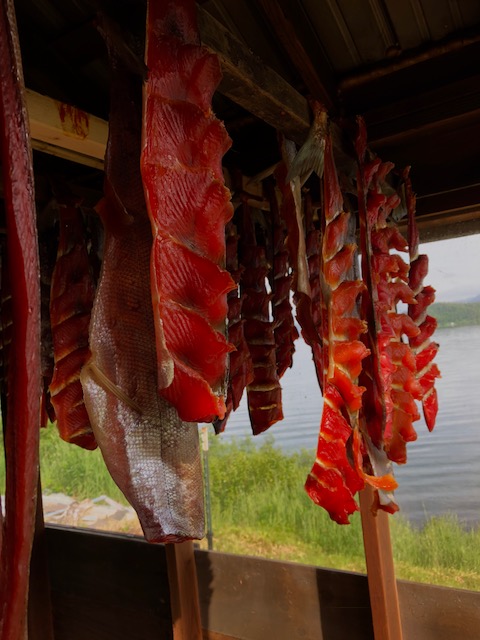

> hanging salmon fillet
[265,178,298,379]
[213,221,254,434]
[141,0,235,423]
[0,0,41,636]
[240,201,284,434]
[305,131,381,524]
[404,168,440,431]
[81,19,204,542]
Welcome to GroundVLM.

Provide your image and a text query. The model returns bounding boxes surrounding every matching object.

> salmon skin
[0,0,41,636]
[141,0,235,424]
[49,190,97,450]
[82,17,204,542]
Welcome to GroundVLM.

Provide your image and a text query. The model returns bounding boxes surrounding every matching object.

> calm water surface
[217,325,480,526]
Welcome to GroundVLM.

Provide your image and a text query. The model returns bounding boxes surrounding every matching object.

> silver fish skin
[81,201,204,542]
[81,19,204,543]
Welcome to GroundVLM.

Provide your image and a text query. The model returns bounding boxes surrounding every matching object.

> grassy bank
[1,427,479,591]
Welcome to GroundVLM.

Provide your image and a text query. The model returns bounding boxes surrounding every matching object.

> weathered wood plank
[26,89,107,169]
[195,549,374,640]
[359,487,403,640]
[197,6,310,145]
[43,526,480,640]
[46,526,173,640]
[256,0,335,110]
[398,580,480,640]
[202,631,243,640]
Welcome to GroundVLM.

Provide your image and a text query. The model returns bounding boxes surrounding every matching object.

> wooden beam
[26,89,107,169]
[364,75,480,145]
[197,6,310,145]
[256,0,335,110]
[359,486,403,640]
[165,541,203,640]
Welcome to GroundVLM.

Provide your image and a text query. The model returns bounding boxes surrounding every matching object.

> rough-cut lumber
[360,486,403,640]
[257,0,335,110]
[44,526,480,640]
[26,89,107,169]
[197,5,310,145]
[165,542,202,640]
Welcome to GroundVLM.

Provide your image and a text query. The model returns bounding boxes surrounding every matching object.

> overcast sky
[422,234,479,302]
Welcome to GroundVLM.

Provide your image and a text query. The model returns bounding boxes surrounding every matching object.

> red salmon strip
[0,0,41,636]
[141,0,234,423]
[404,168,440,431]
[306,133,372,524]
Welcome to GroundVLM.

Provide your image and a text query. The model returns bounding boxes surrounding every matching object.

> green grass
[1,427,480,591]
[0,423,127,504]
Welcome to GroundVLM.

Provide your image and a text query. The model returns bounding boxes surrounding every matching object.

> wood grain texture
[359,486,403,640]
[197,5,310,145]
[26,89,107,169]
[43,527,480,640]
[166,542,202,640]
[46,526,173,640]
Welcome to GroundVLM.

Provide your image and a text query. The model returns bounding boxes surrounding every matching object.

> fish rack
[3,1,480,639]
[23,91,404,639]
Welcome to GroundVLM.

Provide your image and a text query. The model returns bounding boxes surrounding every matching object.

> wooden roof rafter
[255,0,337,111]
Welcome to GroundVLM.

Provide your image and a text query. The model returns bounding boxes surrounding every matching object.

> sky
[422,234,480,302]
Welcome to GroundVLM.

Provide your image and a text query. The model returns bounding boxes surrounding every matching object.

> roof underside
[10,0,480,241]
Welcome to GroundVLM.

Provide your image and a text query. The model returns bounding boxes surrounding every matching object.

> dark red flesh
[0,0,41,636]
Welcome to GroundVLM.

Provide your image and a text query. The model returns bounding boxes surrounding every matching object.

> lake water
[217,324,480,526]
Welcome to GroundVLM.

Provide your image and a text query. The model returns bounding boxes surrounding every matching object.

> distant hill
[430,302,480,328]
[468,294,480,303]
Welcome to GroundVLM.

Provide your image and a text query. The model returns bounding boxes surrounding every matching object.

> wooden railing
[34,525,480,640]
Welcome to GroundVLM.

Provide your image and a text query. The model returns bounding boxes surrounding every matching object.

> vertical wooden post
[359,485,403,640]
[165,541,203,640]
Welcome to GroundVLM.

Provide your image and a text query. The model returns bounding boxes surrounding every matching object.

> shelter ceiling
[9,0,480,237]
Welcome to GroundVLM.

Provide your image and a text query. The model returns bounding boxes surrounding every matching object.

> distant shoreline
[431,302,480,329]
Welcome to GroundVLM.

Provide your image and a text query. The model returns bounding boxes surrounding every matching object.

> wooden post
[359,485,403,640]
[165,541,203,640]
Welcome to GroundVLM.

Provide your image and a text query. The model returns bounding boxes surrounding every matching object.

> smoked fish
[0,0,41,636]
[82,20,204,542]
[141,0,234,423]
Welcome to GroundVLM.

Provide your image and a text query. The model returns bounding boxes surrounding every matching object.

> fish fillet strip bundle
[141,0,234,423]
[81,18,204,543]
[265,178,299,379]
[404,169,440,431]
[240,201,284,434]
[213,221,254,434]
[305,132,398,523]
